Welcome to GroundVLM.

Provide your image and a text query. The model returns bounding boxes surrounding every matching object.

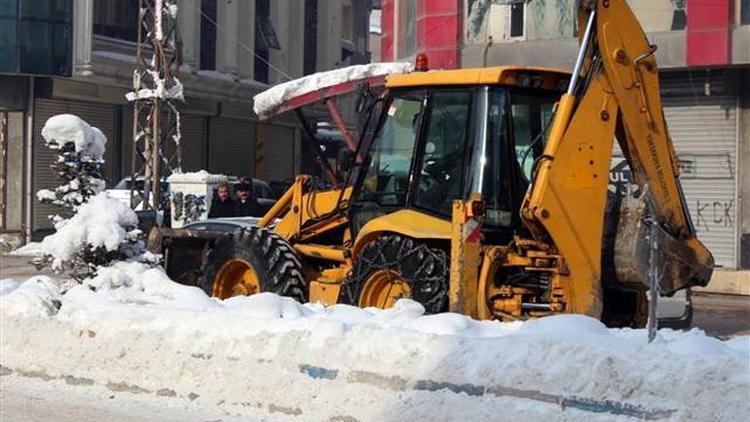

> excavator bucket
[610,192,714,295]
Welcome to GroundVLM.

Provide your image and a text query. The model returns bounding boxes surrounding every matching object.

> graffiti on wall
[609,158,734,234]
[695,199,734,232]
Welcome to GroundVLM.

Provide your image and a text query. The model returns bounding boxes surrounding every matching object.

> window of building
[0,0,19,73]
[509,1,524,38]
[304,0,318,75]
[0,0,72,76]
[742,0,750,25]
[254,0,270,83]
[200,0,217,70]
[93,0,138,42]
[397,0,416,58]
[256,15,280,50]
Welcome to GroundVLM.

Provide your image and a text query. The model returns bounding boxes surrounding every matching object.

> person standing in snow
[234,178,263,217]
[209,181,235,218]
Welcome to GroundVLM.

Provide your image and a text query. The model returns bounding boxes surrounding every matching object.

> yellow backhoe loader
[150,0,713,327]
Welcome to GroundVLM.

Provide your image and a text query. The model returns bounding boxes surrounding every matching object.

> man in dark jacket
[208,181,235,218]
[234,181,263,217]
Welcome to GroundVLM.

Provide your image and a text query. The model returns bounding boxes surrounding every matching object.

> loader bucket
[148,227,230,287]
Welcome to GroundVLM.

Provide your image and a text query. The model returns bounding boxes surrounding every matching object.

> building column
[316,0,343,71]
[271,0,304,81]
[73,0,93,76]
[178,0,201,73]
[237,0,255,80]
[416,0,461,69]
[381,0,394,61]
[217,0,239,79]
[740,70,750,268]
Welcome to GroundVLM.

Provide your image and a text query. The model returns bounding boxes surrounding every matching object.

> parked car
[182,216,261,231]
[108,176,169,209]
[656,289,693,329]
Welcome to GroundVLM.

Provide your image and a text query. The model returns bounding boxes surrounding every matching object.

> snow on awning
[252,62,414,120]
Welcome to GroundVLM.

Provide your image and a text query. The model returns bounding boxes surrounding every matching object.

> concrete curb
[696,270,750,296]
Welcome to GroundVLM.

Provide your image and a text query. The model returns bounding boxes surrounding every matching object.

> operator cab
[350,66,568,242]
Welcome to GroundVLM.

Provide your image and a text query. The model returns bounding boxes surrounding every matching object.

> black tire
[200,227,307,302]
[343,235,449,314]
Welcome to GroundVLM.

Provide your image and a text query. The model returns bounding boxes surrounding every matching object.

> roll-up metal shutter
[662,95,738,268]
[262,124,297,183]
[68,102,118,185]
[178,114,206,172]
[32,99,64,231]
[609,92,739,269]
[32,99,116,232]
[208,117,255,177]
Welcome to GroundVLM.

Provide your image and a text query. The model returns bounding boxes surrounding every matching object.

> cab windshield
[354,85,557,231]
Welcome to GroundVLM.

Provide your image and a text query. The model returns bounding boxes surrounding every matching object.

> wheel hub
[213,259,260,299]
[359,269,412,309]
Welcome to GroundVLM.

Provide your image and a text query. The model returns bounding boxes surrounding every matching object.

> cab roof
[385,66,571,91]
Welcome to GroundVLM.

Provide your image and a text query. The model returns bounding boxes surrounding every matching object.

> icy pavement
[1,262,748,421]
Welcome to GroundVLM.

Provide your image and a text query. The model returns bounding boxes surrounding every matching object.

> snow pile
[167,170,227,183]
[38,192,140,270]
[9,241,44,257]
[253,62,414,116]
[1,264,748,421]
[41,114,106,159]
[0,277,61,317]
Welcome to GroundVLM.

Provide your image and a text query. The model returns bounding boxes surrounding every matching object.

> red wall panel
[381,0,395,61]
[687,0,731,66]
[416,0,461,69]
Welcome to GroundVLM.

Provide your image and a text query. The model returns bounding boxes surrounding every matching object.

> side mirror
[337,149,354,174]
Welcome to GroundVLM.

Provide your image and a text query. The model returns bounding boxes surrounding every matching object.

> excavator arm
[519,0,713,316]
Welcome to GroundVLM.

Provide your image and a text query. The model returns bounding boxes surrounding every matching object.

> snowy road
[0,373,272,422]
[0,364,658,422]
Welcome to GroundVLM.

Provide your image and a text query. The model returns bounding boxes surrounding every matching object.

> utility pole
[127,0,183,213]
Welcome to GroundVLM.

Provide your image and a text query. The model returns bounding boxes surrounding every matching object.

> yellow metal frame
[386,66,570,91]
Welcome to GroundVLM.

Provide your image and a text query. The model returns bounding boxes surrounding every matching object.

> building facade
[0,0,371,248]
[378,0,750,270]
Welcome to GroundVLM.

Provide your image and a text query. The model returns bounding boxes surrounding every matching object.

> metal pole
[567,10,596,95]
[647,221,660,343]
[24,77,34,243]
[295,109,340,186]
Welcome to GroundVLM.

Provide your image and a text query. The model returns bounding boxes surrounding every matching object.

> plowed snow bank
[1,263,748,421]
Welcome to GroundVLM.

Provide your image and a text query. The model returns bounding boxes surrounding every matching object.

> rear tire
[200,227,307,302]
[343,235,449,313]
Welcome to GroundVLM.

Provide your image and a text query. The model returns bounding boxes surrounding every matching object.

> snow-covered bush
[36,114,107,213]
[35,192,144,280]
[33,115,144,279]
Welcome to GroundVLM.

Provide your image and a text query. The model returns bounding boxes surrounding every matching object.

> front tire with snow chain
[200,227,307,302]
[343,235,449,314]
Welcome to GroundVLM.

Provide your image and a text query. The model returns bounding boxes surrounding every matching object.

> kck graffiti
[695,199,734,231]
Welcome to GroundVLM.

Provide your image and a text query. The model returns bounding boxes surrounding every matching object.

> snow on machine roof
[252,62,413,120]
